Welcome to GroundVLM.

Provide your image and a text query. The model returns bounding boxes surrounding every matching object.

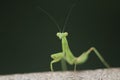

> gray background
[0,0,120,74]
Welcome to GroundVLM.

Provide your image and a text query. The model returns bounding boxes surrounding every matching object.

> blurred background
[0,0,120,74]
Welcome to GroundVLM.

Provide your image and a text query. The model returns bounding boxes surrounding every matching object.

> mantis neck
[61,37,75,65]
[62,37,69,52]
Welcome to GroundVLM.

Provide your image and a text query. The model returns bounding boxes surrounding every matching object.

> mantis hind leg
[74,47,110,71]
[82,47,110,68]
[89,47,110,68]
[50,52,64,71]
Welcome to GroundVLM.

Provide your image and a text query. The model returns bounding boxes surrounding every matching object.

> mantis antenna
[37,0,81,32]
[37,7,61,32]
[62,0,81,32]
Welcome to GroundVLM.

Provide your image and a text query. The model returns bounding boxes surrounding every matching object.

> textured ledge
[0,68,120,80]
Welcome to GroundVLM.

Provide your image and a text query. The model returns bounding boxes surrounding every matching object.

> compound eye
[56,32,63,39]
[64,32,68,36]
[56,32,60,37]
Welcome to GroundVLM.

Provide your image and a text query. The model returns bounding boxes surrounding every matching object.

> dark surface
[0,0,120,74]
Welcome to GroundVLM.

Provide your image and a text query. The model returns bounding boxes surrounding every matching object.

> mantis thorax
[56,32,68,39]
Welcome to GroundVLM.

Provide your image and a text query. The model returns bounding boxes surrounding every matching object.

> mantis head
[56,32,68,39]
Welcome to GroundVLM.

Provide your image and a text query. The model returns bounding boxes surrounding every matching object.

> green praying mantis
[38,0,110,71]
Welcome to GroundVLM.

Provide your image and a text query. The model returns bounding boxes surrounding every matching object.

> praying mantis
[38,0,110,71]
